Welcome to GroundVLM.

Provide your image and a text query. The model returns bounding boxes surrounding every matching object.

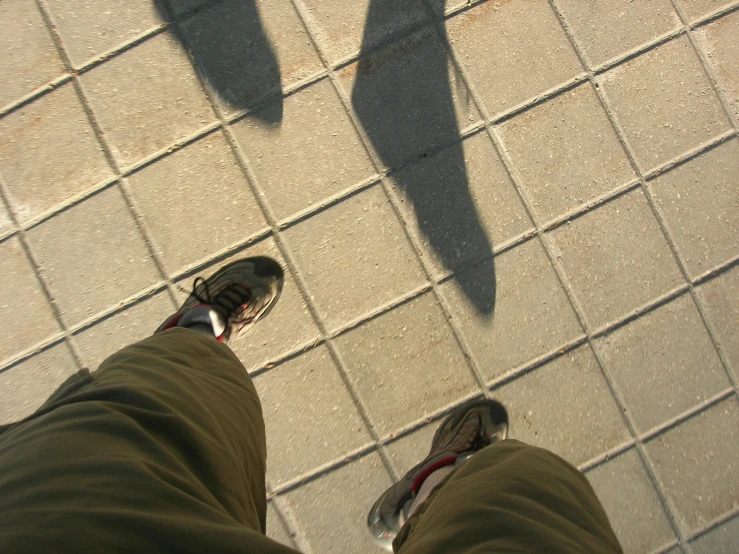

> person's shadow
[155,0,282,125]
[157,0,495,317]
[351,0,495,317]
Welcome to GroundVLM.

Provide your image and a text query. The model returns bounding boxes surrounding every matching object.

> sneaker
[155,256,284,344]
[368,399,508,551]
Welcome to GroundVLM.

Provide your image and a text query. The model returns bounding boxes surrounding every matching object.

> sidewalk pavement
[1,0,738,552]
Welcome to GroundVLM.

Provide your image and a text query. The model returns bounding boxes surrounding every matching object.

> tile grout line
[549,0,738,548]
[0,175,83,369]
[34,0,181,322]
[670,0,739,130]
[662,0,739,391]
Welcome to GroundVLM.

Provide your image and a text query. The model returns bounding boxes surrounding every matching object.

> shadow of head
[155,0,282,125]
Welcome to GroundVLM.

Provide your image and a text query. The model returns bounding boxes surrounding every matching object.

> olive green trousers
[0,329,622,553]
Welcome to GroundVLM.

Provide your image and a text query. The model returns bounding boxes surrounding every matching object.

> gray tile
[283,453,391,554]
[0,83,113,223]
[599,37,731,171]
[338,26,480,170]
[391,132,532,278]
[266,501,297,549]
[650,140,739,278]
[46,0,163,67]
[549,189,684,329]
[677,0,736,20]
[690,514,739,554]
[647,398,739,534]
[127,131,267,274]
[695,10,739,122]
[0,0,65,109]
[0,344,78,425]
[233,79,374,220]
[556,0,681,67]
[0,237,59,361]
[207,238,321,373]
[586,449,677,554]
[73,291,175,371]
[596,294,730,433]
[254,346,372,485]
[302,0,428,64]
[446,0,583,117]
[439,239,582,383]
[27,187,161,326]
[498,83,635,223]
[282,186,426,331]
[180,0,322,118]
[697,266,739,380]
[383,423,437,477]
[335,294,478,437]
[81,31,216,168]
[497,345,630,467]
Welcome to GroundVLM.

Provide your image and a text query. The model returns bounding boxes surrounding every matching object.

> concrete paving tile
[696,266,739,379]
[0,0,65,110]
[27,187,161,326]
[266,501,297,549]
[391,132,532,277]
[650,140,739,278]
[0,83,113,223]
[81,31,215,168]
[496,345,630,467]
[0,344,78,425]
[338,26,480,170]
[677,0,736,20]
[283,452,391,553]
[302,0,428,64]
[549,189,684,329]
[335,294,478,436]
[180,0,322,119]
[439,239,582,383]
[127,131,267,274]
[695,10,739,122]
[254,346,372,485]
[446,0,583,117]
[383,423,436,477]
[233,79,374,220]
[282,186,426,331]
[586,449,676,553]
[646,398,739,534]
[690,514,739,554]
[556,0,680,67]
[173,237,321,373]
[599,37,731,171]
[596,295,730,433]
[73,291,175,371]
[46,0,164,67]
[0,237,59,361]
[498,84,635,223]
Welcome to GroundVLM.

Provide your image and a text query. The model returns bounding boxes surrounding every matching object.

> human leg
[0,258,298,554]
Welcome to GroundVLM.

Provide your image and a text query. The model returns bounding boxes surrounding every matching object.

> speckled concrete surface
[1,0,738,552]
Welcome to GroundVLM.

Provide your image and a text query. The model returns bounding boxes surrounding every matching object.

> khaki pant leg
[0,329,299,554]
[395,440,623,554]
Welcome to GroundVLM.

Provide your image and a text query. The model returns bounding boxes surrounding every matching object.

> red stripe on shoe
[411,455,458,493]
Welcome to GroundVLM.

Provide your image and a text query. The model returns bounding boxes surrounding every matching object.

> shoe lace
[192,277,255,323]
